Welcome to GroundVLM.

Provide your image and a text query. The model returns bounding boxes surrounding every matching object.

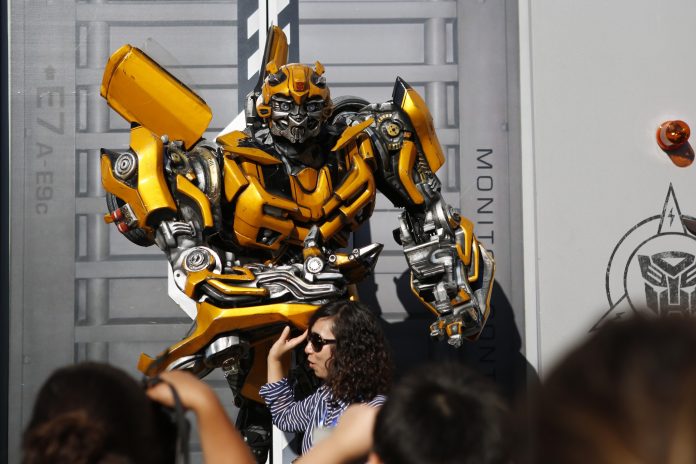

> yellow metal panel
[290,226,310,243]
[333,153,365,202]
[217,131,281,166]
[233,177,296,249]
[176,175,214,228]
[295,167,319,191]
[358,136,376,167]
[101,44,212,150]
[322,195,342,216]
[233,226,264,249]
[331,118,374,151]
[182,266,262,298]
[207,280,268,297]
[130,127,177,217]
[241,161,262,179]
[398,88,445,172]
[222,156,249,203]
[242,338,276,402]
[465,237,480,283]
[397,140,425,205]
[101,129,176,232]
[226,266,257,281]
[333,169,360,202]
[334,152,375,204]
[319,215,344,241]
[319,153,376,240]
[290,167,331,221]
[265,25,289,73]
[339,185,376,223]
[101,156,147,224]
[454,216,475,267]
[249,176,297,211]
[261,63,330,107]
[139,301,318,373]
[294,206,312,221]
[184,268,215,298]
[337,160,376,224]
[454,289,472,304]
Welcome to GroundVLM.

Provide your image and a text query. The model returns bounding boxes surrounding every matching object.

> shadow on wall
[359,271,537,403]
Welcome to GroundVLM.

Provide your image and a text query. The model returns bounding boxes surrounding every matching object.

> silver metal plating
[114,152,137,180]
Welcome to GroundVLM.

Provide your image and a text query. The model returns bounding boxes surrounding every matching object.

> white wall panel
[521,0,696,375]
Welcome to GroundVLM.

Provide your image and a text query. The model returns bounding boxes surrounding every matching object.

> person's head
[256,62,332,145]
[530,315,696,464]
[369,362,510,464]
[22,362,176,464]
[305,300,392,402]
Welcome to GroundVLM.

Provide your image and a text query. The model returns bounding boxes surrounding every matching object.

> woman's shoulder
[366,394,387,407]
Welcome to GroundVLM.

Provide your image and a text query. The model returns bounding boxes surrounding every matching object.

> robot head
[256,62,331,144]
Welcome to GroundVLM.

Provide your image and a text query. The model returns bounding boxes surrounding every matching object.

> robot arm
[398,197,495,346]
[101,125,263,308]
[360,78,495,346]
[99,43,275,310]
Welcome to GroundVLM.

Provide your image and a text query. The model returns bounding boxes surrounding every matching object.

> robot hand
[398,199,494,345]
[429,300,485,348]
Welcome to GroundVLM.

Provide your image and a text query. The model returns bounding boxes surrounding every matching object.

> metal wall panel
[520,0,696,376]
[11,2,238,461]
[9,1,524,461]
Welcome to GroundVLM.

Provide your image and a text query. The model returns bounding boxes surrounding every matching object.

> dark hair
[22,362,176,464]
[529,315,696,464]
[308,300,392,403]
[373,362,510,464]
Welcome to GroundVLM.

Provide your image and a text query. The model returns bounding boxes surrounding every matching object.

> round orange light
[665,143,695,168]
[657,120,691,151]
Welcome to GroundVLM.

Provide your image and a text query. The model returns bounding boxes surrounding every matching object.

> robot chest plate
[229,153,376,250]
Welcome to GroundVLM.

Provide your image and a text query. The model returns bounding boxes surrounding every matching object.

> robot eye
[280,102,291,111]
[306,102,319,112]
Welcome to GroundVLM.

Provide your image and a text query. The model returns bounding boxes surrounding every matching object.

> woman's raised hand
[267,326,307,384]
[268,326,308,362]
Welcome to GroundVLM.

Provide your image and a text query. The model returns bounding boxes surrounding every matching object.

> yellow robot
[100,26,494,460]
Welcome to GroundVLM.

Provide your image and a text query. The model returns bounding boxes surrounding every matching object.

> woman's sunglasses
[308,332,337,351]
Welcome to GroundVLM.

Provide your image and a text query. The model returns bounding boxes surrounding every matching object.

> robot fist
[429,301,485,347]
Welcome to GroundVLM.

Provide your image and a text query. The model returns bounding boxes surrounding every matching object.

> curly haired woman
[260,300,393,455]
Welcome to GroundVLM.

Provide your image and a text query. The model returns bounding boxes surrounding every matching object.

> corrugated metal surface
[9,1,523,461]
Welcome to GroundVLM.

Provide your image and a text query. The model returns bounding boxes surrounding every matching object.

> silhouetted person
[369,362,510,464]
[526,315,696,464]
[22,362,254,464]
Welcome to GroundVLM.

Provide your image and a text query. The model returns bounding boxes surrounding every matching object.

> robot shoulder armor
[332,118,374,152]
[216,130,281,166]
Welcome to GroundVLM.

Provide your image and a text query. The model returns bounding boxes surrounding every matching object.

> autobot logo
[596,185,696,329]
[639,251,696,315]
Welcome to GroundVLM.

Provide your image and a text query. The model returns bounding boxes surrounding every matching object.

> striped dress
[259,378,386,454]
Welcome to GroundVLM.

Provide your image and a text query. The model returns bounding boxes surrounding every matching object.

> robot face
[258,63,331,144]
[269,95,325,144]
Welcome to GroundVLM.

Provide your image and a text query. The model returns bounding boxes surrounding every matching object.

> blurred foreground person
[368,362,510,464]
[294,403,379,464]
[22,362,254,464]
[529,315,696,464]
